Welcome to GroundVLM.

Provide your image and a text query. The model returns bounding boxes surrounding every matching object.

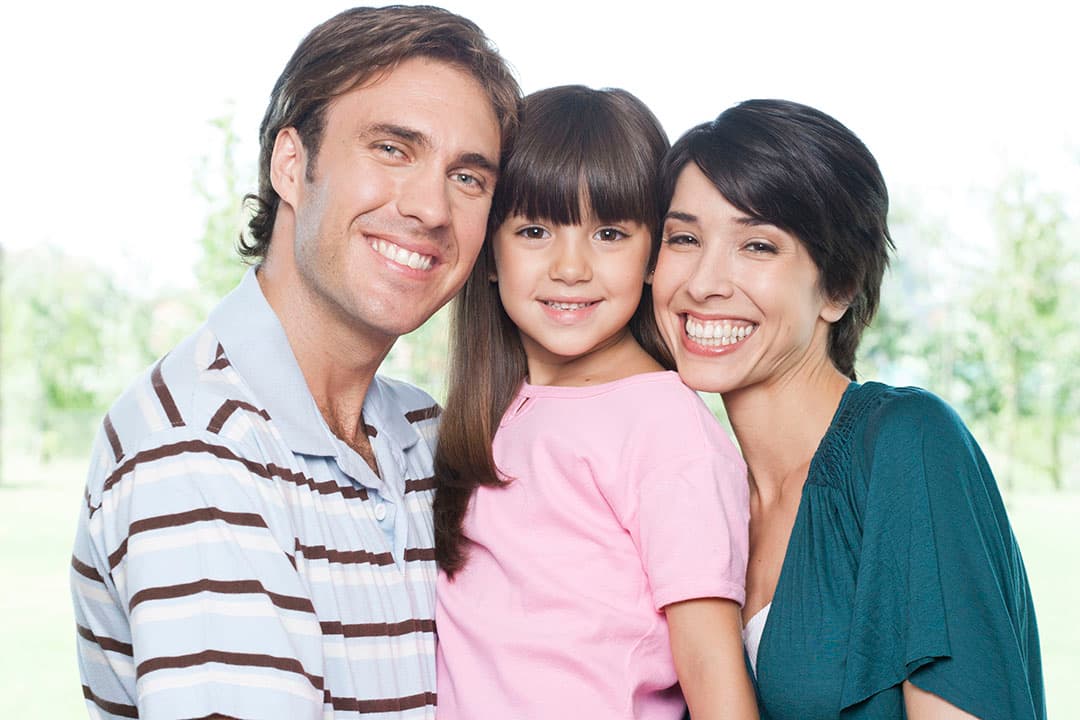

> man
[70,6,520,718]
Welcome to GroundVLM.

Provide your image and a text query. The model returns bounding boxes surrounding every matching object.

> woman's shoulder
[811,381,976,492]
[850,381,971,449]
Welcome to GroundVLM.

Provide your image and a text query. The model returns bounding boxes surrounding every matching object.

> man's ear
[270,127,306,208]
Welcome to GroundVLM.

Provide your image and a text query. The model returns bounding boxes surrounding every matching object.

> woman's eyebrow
[663,210,697,223]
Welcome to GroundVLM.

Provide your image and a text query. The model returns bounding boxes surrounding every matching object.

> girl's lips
[539,299,600,324]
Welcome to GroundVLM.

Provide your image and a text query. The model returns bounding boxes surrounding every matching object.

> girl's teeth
[547,301,592,311]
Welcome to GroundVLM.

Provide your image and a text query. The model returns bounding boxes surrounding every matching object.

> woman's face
[651,163,845,395]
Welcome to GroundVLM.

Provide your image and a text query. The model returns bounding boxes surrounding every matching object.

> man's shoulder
[90,323,263,479]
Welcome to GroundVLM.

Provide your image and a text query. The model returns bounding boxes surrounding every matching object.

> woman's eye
[594,227,627,242]
[664,233,698,247]
[745,240,778,254]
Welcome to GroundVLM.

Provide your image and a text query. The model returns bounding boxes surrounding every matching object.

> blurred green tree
[955,175,1079,490]
[193,110,251,304]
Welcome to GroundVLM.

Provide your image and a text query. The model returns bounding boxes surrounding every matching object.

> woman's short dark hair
[660,99,894,379]
[240,5,521,260]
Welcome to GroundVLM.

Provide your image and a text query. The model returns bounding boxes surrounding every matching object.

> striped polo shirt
[70,268,440,719]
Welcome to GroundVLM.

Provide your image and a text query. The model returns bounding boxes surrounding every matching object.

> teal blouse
[752,382,1044,719]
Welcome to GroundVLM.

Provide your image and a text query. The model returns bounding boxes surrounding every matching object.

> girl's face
[491,209,653,385]
[651,164,845,395]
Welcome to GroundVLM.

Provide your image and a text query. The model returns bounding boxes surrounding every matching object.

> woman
[651,99,1044,719]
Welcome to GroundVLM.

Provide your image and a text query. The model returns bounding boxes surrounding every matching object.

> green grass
[3,457,1075,718]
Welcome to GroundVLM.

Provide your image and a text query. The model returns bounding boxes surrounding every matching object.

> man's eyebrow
[663,211,698,223]
[363,123,429,147]
[363,123,497,176]
[455,152,498,176]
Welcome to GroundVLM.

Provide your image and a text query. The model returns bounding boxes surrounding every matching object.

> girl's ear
[645,269,655,285]
[488,270,498,283]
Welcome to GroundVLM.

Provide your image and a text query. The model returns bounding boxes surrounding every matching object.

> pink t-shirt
[435,371,749,719]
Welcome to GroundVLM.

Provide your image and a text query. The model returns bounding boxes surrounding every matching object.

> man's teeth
[372,239,434,270]
[685,317,757,346]
[545,301,594,311]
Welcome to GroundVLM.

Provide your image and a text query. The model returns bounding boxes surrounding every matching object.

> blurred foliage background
[1,114,1076,718]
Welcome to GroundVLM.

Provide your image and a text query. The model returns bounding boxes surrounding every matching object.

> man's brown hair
[240,5,521,260]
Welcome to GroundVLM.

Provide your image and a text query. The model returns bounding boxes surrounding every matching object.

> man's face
[284,57,501,345]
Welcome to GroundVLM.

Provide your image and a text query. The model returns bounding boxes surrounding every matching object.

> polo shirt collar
[207,267,424,457]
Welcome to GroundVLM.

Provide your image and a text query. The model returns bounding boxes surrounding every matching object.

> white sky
[3,0,1078,292]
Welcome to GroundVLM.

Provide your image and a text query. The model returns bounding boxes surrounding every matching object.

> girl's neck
[724,359,851,502]
[525,328,663,387]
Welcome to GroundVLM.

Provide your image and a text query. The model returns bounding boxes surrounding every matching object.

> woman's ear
[645,269,655,285]
[820,296,850,323]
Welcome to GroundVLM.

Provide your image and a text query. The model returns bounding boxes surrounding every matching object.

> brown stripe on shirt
[136,649,325,691]
[329,690,437,713]
[76,624,134,656]
[151,356,185,428]
[103,413,124,463]
[71,555,104,583]
[206,399,271,434]
[207,343,231,371]
[404,405,441,423]
[82,685,138,718]
[404,476,436,493]
[96,439,368,510]
[128,578,316,614]
[106,508,271,569]
[319,618,435,638]
[293,540,393,567]
[404,547,436,562]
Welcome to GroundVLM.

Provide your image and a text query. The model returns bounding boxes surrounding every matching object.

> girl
[433,86,758,720]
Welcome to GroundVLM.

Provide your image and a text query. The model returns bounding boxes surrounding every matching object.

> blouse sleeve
[839,389,1044,719]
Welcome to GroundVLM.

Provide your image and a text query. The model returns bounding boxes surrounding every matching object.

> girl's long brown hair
[434,85,673,577]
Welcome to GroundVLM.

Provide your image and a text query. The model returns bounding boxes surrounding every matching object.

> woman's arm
[904,680,980,719]
[666,597,759,720]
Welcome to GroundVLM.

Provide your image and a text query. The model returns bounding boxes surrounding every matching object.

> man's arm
[71,428,326,720]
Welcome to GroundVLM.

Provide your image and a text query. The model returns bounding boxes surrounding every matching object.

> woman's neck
[724,359,851,502]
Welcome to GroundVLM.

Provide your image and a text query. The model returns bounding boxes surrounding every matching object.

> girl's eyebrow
[663,210,697,223]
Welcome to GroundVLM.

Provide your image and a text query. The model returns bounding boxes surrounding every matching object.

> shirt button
[373,503,388,521]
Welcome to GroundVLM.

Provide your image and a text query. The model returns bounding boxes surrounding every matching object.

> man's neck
[256,258,396,453]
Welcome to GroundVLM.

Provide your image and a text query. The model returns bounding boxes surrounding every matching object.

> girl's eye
[664,233,699,247]
[594,227,627,242]
[518,226,550,240]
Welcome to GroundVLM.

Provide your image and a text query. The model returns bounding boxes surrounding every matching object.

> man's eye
[375,143,406,159]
